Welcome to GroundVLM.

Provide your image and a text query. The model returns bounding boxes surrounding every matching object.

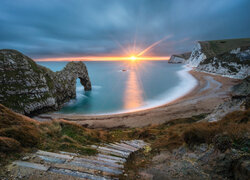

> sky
[0,0,250,59]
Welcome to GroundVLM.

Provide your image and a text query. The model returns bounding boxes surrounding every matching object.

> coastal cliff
[168,52,191,63]
[187,38,250,79]
[0,49,91,115]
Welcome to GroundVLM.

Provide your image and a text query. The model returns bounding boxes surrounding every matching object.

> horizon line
[35,56,170,61]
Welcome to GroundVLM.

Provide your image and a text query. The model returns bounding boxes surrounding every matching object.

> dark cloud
[0,0,250,58]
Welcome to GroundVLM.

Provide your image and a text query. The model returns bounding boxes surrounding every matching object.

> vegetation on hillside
[0,103,249,177]
[199,38,250,58]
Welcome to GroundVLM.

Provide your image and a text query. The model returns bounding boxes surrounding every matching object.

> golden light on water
[123,69,143,109]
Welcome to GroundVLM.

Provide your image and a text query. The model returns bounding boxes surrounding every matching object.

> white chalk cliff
[168,52,191,64]
[186,39,250,79]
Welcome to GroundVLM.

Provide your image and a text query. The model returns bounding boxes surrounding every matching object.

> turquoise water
[37,61,196,115]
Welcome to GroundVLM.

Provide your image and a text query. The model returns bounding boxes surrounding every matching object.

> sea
[37,61,197,115]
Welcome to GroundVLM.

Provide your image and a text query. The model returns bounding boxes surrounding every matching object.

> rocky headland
[170,38,250,79]
[168,52,191,64]
[0,49,91,116]
[187,39,250,79]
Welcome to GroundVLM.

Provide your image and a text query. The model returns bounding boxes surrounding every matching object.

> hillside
[199,38,250,58]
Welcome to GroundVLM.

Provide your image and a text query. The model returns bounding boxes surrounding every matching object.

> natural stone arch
[0,49,92,115]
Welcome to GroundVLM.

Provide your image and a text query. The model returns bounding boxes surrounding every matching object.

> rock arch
[0,49,92,115]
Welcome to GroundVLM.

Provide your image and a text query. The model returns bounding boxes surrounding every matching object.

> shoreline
[56,65,198,116]
[36,70,241,129]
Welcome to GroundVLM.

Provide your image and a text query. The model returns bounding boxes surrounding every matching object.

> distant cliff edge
[0,49,91,115]
[169,38,250,79]
[168,52,191,64]
[186,38,250,79]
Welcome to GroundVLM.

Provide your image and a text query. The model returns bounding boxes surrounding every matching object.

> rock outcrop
[205,76,250,122]
[0,49,91,115]
[168,52,191,64]
[187,38,250,79]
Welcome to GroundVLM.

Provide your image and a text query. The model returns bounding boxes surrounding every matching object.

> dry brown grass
[0,137,21,152]
[183,109,250,152]
[0,104,41,149]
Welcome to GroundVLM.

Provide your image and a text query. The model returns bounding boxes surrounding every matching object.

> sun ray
[137,35,171,57]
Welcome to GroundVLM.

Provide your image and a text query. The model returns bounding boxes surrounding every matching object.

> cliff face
[168,52,191,64]
[186,39,250,79]
[0,49,91,115]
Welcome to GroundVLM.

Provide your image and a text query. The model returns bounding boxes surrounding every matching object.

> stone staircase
[12,140,148,180]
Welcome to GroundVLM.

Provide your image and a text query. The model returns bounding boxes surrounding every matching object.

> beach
[37,70,240,129]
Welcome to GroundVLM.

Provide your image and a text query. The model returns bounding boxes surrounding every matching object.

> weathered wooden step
[49,167,111,180]
[36,150,73,160]
[13,161,50,171]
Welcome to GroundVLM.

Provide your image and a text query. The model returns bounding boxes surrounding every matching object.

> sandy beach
[37,70,240,129]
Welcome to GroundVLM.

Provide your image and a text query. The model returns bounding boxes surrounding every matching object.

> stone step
[95,146,130,158]
[132,140,148,147]
[59,151,78,156]
[122,141,144,149]
[68,160,123,175]
[52,163,111,177]
[74,157,123,169]
[96,156,123,165]
[36,155,122,175]
[13,161,50,171]
[104,144,134,153]
[97,149,128,158]
[114,142,138,151]
[49,167,112,180]
[36,150,73,160]
[70,154,124,165]
[37,155,66,164]
[97,154,126,163]
[12,140,149,179]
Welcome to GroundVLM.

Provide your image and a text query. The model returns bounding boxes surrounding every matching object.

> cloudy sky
[0,0,250,59]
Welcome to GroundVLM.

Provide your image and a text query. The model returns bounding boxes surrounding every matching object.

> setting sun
[130,56,137,61]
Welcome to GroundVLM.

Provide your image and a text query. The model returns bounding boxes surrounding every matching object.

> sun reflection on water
[123,63,144,110]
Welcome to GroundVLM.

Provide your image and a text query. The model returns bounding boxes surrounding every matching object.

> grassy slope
[0,104,103,173]
[0,103,249,177]
[199,38,250,58]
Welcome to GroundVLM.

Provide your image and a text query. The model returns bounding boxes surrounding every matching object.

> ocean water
[37,61,197,115]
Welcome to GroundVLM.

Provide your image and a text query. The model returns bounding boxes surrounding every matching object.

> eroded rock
[0,49,91,115]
